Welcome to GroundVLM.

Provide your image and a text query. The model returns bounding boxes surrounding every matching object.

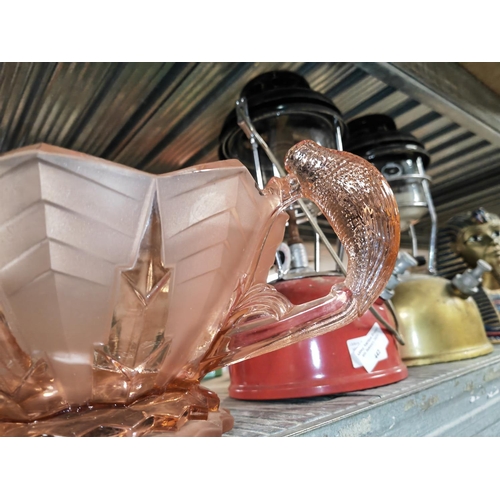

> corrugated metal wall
[1,61,498,247]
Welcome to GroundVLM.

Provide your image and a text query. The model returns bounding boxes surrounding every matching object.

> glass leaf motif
[92,195,172,404]
[0,310,66,421]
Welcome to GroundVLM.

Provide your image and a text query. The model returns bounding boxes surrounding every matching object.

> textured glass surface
[284,141,400,314]
[0,142,399,436]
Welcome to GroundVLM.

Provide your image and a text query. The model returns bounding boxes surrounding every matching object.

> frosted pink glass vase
[0,141,399,436]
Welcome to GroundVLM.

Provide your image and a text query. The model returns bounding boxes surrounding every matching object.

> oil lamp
[219,72,408,399]
[346,115,493,365]
[219,70,344,187]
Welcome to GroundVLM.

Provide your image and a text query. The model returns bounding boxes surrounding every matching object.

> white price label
[346,323,389,373]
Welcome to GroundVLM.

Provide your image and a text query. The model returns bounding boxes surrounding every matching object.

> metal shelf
[204,345,500,437]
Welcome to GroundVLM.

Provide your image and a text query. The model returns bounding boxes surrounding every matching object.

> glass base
[0,384,234,437]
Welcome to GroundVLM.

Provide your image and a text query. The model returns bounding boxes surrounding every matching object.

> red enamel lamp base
[229,275,408,400]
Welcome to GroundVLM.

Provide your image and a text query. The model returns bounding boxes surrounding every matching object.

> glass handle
[215,140,400,367]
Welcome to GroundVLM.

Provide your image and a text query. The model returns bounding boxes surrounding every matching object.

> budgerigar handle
[214,140,400,367]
